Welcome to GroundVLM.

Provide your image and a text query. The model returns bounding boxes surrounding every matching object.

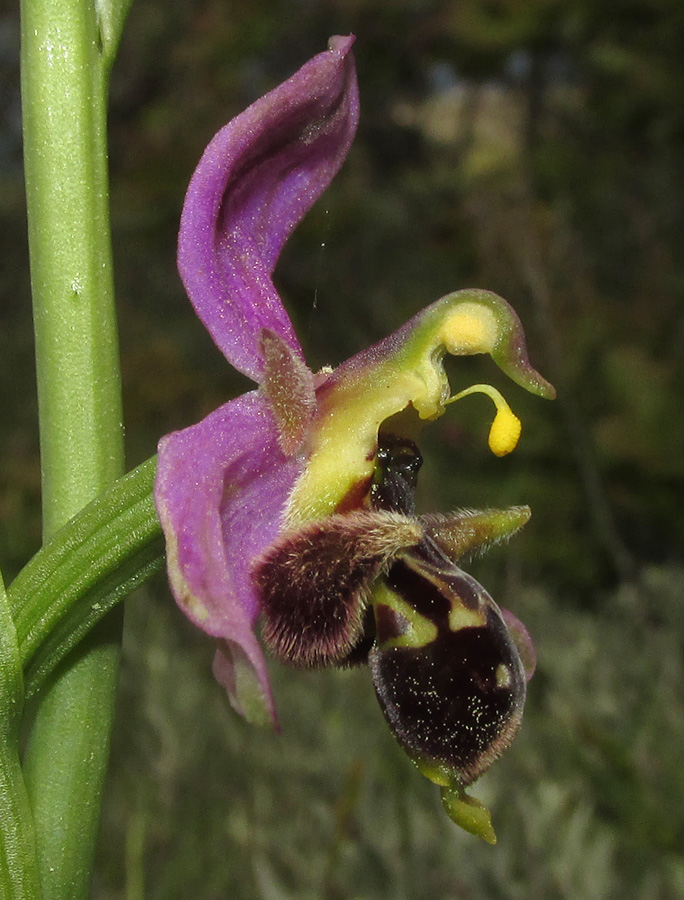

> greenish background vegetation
[2,0,683,897]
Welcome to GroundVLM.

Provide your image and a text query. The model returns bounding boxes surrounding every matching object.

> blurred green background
[2,0,684,897]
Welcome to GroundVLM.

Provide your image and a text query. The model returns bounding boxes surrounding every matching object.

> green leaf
[8,457,164,698]
[0,573,43,899]
[96,0,136,69]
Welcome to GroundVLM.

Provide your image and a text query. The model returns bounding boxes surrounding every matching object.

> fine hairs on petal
[260,328,316,455]
[421,506,531,562]
[254,511,423,667]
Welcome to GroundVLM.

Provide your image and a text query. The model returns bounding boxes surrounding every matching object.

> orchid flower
[154,35,555,843]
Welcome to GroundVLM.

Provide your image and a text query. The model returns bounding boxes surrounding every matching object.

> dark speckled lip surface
[370,554,526,784]
[368,433,526,786]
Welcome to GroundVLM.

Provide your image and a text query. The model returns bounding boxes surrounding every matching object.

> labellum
[256,432,534,842]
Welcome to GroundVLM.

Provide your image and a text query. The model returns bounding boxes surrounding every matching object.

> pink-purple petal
[154,391,305,724]
[178,35,359,383]
[501,609,537,682]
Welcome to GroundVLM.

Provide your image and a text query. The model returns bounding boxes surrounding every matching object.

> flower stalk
[18,0,133,895]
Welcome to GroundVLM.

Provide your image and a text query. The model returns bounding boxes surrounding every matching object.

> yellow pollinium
[446,383,522,457]
[284,291,545,527]
[439,304,498,356]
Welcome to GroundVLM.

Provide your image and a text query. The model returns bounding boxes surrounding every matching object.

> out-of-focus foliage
[94,564,684,900]
[2,0,684,897]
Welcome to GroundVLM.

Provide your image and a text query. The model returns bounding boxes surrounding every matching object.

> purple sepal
[501,609,537,681]
[178,35,359,383]
[154,391,305,724]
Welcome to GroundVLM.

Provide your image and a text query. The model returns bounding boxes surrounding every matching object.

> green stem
[21,3,124,528]
[19,0,131,896]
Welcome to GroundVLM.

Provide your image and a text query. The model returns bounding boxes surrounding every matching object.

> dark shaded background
[2,1,683,897]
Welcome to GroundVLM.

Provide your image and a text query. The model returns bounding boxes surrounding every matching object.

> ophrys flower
[155,35,555,842]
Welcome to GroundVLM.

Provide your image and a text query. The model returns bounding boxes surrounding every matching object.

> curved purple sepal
[178,36,359,383]
[501,609,537,681]
[154,391,305,724]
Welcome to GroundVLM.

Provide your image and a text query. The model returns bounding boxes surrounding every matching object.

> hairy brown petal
[254,511,423,667]
[260,328,316,455]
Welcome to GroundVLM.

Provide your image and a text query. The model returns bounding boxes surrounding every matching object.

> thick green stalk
[20,0,129,896]
[20,2,124,526]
